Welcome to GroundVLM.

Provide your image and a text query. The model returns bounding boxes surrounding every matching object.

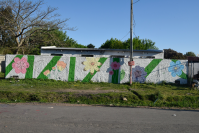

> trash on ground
[123,98,127,101]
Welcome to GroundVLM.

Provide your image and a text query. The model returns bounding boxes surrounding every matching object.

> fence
[187,57,199,86]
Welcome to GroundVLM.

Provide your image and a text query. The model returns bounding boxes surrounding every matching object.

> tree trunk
[22,47,25,55]
[16,47,20,54]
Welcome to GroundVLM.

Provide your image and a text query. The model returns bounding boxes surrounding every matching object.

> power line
[120,31,130,41]
[132,13,137,37]
[133,0,140,4]
[120,0,139,41]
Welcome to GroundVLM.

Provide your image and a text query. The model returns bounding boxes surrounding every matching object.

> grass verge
[0,72,199,109]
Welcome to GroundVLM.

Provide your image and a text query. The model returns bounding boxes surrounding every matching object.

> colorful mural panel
[5,54,188,84]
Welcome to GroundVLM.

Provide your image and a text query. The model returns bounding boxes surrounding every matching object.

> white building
[41,46,164,59]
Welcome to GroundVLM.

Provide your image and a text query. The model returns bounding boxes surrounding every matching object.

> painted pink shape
[109,70,114,75]
[12,57,29,74]
[111,62,120,70]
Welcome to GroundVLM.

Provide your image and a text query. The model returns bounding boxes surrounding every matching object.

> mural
[43,61,67,79]
[82,57,102,75]
[168,60,184,77]
[107,58,121,84]
[12,57,29,74]
[5,55,188,84]
[120,69,125,81]
[132,66,147,83]
[81,57,107,82]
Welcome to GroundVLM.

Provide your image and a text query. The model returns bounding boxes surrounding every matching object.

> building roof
[41,46,164,53]
[188,56,199,62]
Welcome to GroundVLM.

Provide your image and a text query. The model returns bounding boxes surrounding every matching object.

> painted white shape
[119,58,130,84]
[5,54,17,67]
[48,56,70,81]
[91,58,111,83]
[5,54,18,78]
[133,59,153,83]
[74,57,90,81]
[33,55,53,78]
[146,59,188,84]
[6,55,29,79]
[147,59,169,84]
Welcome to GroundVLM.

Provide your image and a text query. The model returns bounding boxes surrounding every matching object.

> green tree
[164,49,187,59]
[87,43,95,48]
[27,29,87,55]
[99,38,125,49]
[148,45,159,50]
[0,0,76,54]
[99,36,158,50]
[0,6,16,48]
[185,51,196,57]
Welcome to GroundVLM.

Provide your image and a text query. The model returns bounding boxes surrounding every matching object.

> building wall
[41,49,164,59]
[5,54,188,84]
[0,55,5,73]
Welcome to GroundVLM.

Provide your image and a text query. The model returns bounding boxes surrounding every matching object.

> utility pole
[128,0,134,85]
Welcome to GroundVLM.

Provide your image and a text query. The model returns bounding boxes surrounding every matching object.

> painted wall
[5,54,188,84]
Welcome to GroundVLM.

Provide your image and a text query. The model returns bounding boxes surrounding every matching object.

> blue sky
[37,0,198,55]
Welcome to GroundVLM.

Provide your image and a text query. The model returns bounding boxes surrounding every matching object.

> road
[0,103,198,133]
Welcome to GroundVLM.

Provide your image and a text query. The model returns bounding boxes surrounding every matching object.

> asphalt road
[0,103,199,133]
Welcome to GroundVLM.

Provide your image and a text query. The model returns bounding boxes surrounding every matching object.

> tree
[0,0,76,54]
[99,36,159,50]
[185,51,196,57]
[87,43,95,48]
[99,38,125,49]
[148,45,159,50]
[27,29,87,55]
[0,6,16,48]
[164,49,187,59]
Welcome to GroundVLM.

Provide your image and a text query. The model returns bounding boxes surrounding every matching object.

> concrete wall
[41,49,164,59]
[0,55,5,73]
[5,54,188,84]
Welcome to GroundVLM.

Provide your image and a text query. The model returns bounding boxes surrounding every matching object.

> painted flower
[132,65,147,83]
[109,70,114,75]
[57,61,67,72]
[168,60,184,77]
[111,61,120,70]
[52,67,56,71]
[43,70,51,78]
[82,57,102,75]
[12,57,29,74]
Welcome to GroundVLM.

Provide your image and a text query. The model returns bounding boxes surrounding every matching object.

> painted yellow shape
[83,57,101,74]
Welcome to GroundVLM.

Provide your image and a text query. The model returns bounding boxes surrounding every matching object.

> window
[146,56,155,58]
[139,56,155,58]
[51,54,63,56]
[110,55,125,58]
[81,55,94,57]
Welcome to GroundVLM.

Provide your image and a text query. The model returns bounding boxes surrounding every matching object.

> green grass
[0,72,4,79]
[0,72,198,109]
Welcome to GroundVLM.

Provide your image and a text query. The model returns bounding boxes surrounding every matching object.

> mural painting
[5,54,188,84]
